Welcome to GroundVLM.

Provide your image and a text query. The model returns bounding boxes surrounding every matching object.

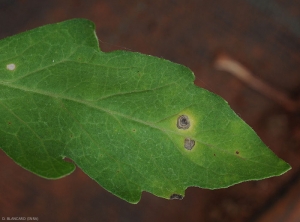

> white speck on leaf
[6,63,16,71]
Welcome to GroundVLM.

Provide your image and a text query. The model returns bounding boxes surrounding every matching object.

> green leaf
[0,19,291,203]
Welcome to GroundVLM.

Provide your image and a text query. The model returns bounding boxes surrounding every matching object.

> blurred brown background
[1,0,300,221]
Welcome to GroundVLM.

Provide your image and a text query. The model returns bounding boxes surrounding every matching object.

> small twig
[214,54,300,112]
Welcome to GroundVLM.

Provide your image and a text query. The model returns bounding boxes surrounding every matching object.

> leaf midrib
[0,80,281,170]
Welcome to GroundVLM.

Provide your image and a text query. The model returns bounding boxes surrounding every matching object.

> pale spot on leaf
[184,138,195,150]
[6,63,16,71]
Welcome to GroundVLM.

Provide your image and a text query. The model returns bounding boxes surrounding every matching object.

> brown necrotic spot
[177,115,190,129]
[170,194,183,200]
[236,151,240,154]
[184,138,195,150]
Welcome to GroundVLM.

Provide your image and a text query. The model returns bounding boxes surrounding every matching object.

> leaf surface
[0,19,291,203]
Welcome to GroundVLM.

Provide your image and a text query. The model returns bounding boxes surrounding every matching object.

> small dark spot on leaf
[170,194,183,200]
[177,115,190,129]
[214,154,216,156]
[8,121,12,125]
[70,134,73,138]
[236,151,239,154]
[184,138,195,150]
[132,129,136,132]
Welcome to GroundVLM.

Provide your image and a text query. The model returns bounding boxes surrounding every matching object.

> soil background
[1,0,300,221]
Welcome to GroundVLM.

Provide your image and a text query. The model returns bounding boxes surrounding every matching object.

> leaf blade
[0,19,291,203]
